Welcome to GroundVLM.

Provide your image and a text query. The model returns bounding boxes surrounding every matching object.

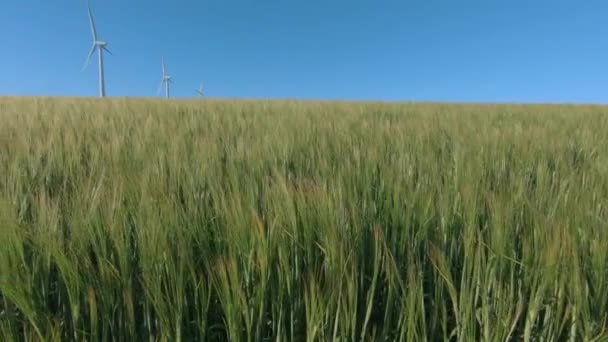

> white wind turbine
[158,57,173,98]
[196,83,204,97]
[82,0,111,97]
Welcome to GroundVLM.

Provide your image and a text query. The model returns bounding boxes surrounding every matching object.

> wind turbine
[82,0,111,97]
[158,57,172,98]
[196,83,204,97]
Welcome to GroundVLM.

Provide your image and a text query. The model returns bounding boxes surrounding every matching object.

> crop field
[0,98,607,341]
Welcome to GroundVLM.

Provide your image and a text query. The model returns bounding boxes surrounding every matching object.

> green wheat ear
[0,198,16,231]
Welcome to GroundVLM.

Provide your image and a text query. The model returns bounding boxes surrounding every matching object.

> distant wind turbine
[196,83,204,97]
[158,57,173,98]
[82,0,111,97]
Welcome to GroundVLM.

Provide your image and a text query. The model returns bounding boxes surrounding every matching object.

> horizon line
[1,95,608,107]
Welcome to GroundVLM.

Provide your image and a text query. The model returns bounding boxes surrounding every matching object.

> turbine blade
[82,44,96,71]
[161,56,166,76]
[102,46,112,55]
[157,80,164,95]
[87,0,97,41]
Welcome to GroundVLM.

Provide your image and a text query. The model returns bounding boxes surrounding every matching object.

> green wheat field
[1,97,607,341]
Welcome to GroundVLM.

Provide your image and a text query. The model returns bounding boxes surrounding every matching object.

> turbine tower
[196,83,204,97]
[158,57,173,98]
[83,0,111,97]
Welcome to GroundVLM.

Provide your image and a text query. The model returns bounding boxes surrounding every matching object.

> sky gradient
[1,0,607,103]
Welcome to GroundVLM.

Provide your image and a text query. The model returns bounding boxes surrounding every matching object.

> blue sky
[1,0,607,103]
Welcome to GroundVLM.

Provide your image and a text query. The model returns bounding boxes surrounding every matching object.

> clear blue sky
[1,0,607,103]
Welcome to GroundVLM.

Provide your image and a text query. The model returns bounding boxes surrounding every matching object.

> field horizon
[3,95,608,107]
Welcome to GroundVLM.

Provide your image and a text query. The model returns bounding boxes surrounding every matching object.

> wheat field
[1,97,607,341]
